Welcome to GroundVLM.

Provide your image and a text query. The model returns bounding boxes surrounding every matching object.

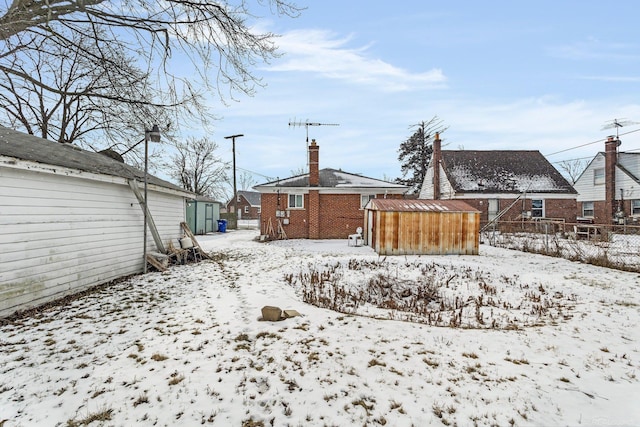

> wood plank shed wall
[0,161,186,318]
[365,199,480,255]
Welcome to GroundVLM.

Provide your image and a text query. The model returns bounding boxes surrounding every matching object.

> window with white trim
[632,200,640,216]
[244,206,249,214]
[582,201,594,217]
[594,168,605,185]
[361,194,375,209]
[288,194,304,209]
[531,199,544,218]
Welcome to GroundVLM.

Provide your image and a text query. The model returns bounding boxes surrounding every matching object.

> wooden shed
[364,199,480,255]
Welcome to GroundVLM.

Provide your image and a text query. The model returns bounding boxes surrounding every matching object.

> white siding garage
[0,126,192,318]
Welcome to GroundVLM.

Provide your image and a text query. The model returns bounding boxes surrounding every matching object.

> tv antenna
[602,118,639,138]
[288,119,340,143]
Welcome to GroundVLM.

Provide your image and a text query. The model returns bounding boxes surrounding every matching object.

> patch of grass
[133,393,149,407]
[66,407,113,426]
[462,352,479,359]
[505,357,529,365]
[423,357,439,368]
[151,353,168,361]
[352,397,375,416]
[168,372,185,386]
[368,358,387,368]
[558,377,571,383]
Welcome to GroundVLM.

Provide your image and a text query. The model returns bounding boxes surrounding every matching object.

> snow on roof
[255,168,407,190]
[442,150,576,194]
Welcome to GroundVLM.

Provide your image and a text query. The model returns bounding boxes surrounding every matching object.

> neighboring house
[419,133,577,224]
[186,196,221,234]
[574,136,640,225]
[254,139,408,239]
[364,199,480,255]
[0,126,193,317]
[226,190,261,220]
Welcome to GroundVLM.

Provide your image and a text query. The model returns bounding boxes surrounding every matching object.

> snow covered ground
[1,229,639,426]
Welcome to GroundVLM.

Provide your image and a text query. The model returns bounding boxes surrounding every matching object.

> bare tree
[0,0,303,108]
[396,116,448,194]
[237,171,257,191]
[0,30,178,160]
[167,137,230,199]
[558,159,588,184]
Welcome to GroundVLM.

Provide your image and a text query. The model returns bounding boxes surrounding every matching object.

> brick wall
[260,192,403,239]
[464,197,577,225]
[228,197,260,220]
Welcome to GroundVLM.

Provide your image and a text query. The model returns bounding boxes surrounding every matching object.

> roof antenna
[288,119,340,144]
[602,118,638,139]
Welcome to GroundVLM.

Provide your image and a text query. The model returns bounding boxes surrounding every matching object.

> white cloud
[268,29,446,91]
[548,37,639,61]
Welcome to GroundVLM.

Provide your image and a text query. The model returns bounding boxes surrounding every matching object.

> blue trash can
[217,219,227,233]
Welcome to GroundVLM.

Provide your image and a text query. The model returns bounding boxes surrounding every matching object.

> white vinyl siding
[593,168,605,185]
[0,166,185,317]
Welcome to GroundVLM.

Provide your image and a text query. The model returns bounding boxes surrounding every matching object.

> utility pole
[224,134,244,226]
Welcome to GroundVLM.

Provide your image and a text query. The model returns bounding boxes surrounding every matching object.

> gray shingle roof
[0,126,186,193]
[237,190,261,206]
[255,168,407,190]
[441,150,576,194]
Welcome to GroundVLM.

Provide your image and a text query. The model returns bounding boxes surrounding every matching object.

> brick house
[254,139,408,239]
[573,136,640,225]
[226,190,261,220]
[419,133,577,225]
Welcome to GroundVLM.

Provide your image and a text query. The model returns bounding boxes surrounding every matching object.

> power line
[545,127,640,156]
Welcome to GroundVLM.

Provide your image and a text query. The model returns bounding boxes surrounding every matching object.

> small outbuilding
[186,196,221,235]
[364,199,480,255]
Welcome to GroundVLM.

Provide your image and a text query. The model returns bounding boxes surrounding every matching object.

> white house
[0,126,193,317]
[574,135,640,224]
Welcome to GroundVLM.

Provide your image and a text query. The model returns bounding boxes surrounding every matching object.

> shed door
[205,204,214,233]
[488,199,499,221]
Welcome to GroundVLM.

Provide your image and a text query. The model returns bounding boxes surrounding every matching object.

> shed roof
[441,150,576,194]
[367,199,479,213]
[0,126,187,193]
[255,168,407,190]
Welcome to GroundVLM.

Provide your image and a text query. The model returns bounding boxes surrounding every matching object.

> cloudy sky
[204,0,640,185]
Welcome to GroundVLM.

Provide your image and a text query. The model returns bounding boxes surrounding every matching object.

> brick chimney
[309,139,320,187]
[605,135,619,223]
[432,132,441,199]
[307,139,320,238]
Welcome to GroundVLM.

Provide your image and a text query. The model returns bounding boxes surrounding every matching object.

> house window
[582,201,595,217]
[594,168,605,185]
[361,194,375,209]
[632,200,640,216]
[237,194,241,202]
[244,206,249,214]
[257,207,261,214]
[288,194,304,209]
[531,199,544,218]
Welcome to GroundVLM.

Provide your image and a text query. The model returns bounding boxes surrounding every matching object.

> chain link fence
[481,220,640,272]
